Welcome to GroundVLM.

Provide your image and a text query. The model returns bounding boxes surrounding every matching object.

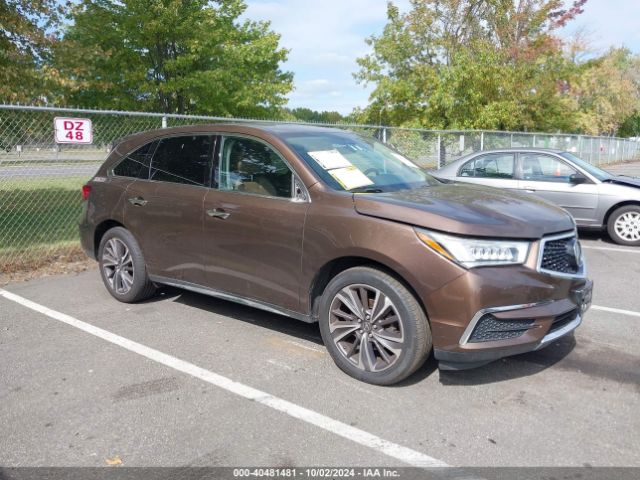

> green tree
[0,0,60,103]
[285,107,345,123]
[355,0,586,130]
[618,113,640,138]
[53,0,293,116]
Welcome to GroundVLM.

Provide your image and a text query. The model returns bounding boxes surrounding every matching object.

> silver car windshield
[560,152,612,181]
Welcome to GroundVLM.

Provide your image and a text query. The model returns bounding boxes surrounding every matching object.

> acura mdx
[80,124,593,385]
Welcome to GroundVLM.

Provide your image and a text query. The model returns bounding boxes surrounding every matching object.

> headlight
[415,228,530,268]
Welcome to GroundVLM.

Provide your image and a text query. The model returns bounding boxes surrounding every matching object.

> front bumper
[427,264,593,370]
[434,306,587,370]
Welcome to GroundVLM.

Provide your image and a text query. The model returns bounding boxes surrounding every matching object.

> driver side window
[218,137,293,198]
[521,154,576,183]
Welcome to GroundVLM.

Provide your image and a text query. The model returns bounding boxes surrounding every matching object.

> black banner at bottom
[1,468,638,480]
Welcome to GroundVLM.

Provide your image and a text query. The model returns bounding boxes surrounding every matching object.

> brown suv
[80,124,593,385]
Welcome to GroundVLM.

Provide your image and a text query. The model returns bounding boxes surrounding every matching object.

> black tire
[607,205,640,246]
[98,227,156,303]
[318,266,432,385]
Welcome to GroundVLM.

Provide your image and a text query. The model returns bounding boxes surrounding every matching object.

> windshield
[560,152,612,181]
[280,130,439,192]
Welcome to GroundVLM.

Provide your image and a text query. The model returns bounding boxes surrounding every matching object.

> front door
[202,135,309,312]
[518,153,599,225]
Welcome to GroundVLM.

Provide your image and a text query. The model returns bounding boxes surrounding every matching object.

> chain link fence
[1,104,639,274]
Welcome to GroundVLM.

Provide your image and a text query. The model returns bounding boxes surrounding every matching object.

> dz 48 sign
[54,117,93,144]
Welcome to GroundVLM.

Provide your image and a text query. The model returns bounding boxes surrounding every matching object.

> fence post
[382,127,387,144]
[480,131,484,151]
[533,135,536,147]
[162,116,167,128]
[437,134,442,169]
[577,136,582,158]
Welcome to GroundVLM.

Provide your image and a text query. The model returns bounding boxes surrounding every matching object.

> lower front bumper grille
[468,314,535,343]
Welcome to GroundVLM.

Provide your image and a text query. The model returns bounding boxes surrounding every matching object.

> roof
[466,147,565,154]
[115,122,351,146]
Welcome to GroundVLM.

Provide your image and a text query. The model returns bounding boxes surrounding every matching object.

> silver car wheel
[614,211,640,242]
[329,284,405,373]
[102,238,135,295]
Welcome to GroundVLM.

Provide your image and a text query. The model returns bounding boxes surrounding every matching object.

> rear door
[124,134,215,283]
[456,152,519,190]
[517,152,599,224]
[201,134,309,312]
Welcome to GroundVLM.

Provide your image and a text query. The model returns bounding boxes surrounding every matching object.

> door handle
[206,208,231,220]
[128,196,148,206]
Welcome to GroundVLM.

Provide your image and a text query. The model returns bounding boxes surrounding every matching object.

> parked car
[80,125,592,385]
[435,148,640,246]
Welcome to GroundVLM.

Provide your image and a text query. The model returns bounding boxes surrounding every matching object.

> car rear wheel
[607,205,640,246]
[318,266,432,385]
[98,227,156,303]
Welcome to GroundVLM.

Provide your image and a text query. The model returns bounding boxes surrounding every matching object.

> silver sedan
[434,148,640,245]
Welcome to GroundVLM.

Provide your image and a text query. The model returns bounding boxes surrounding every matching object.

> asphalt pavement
[0,163,100,179]
[1,233,639,469]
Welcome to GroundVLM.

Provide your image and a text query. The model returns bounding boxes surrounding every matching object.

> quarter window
[150,135,214,186]
[521,154,576,183]
[460,153,515,179]
[112,140,158,179]
[218,137,292,198]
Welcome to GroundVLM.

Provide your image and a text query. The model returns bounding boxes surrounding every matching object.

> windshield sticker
[308,149,352,170]
[392,152,421,169]
[329,166,374,190]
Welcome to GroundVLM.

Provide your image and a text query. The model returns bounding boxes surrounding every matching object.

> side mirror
[569,173,588,185]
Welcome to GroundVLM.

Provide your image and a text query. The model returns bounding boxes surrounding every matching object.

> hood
[353,183,574,239]
[605,175,640,189]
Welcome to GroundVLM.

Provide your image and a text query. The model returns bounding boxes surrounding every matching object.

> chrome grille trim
[537,230,587,279]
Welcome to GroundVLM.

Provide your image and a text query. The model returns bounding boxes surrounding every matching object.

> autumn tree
[569,49,640,136]
[355,0,587,130]
[0,0,60,103]
[52,0,293,116]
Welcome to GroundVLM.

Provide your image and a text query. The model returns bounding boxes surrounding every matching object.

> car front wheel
[318,266,432,385]
[607,205,640,246]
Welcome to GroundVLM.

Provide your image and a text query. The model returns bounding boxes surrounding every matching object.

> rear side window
[150,135,214,186]
[459,153,515,179]
[112,140,158,179]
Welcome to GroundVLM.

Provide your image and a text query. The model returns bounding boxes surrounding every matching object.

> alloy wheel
[102,238,135,295]
[614,211,640,242]
[328,284,405,372]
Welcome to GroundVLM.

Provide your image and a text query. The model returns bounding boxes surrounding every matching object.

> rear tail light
[82,184,92,201]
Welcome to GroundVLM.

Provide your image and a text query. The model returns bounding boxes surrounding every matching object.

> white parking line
[582,245,640,254]
[0,288,447,468]
[592,305,640,318]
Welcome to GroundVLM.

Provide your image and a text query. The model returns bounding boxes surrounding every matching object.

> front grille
[548,308,579,334]
[540,236,579,274]
[468,314,535,343]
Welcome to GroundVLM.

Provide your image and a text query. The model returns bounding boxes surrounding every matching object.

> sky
[242,0,640,115]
